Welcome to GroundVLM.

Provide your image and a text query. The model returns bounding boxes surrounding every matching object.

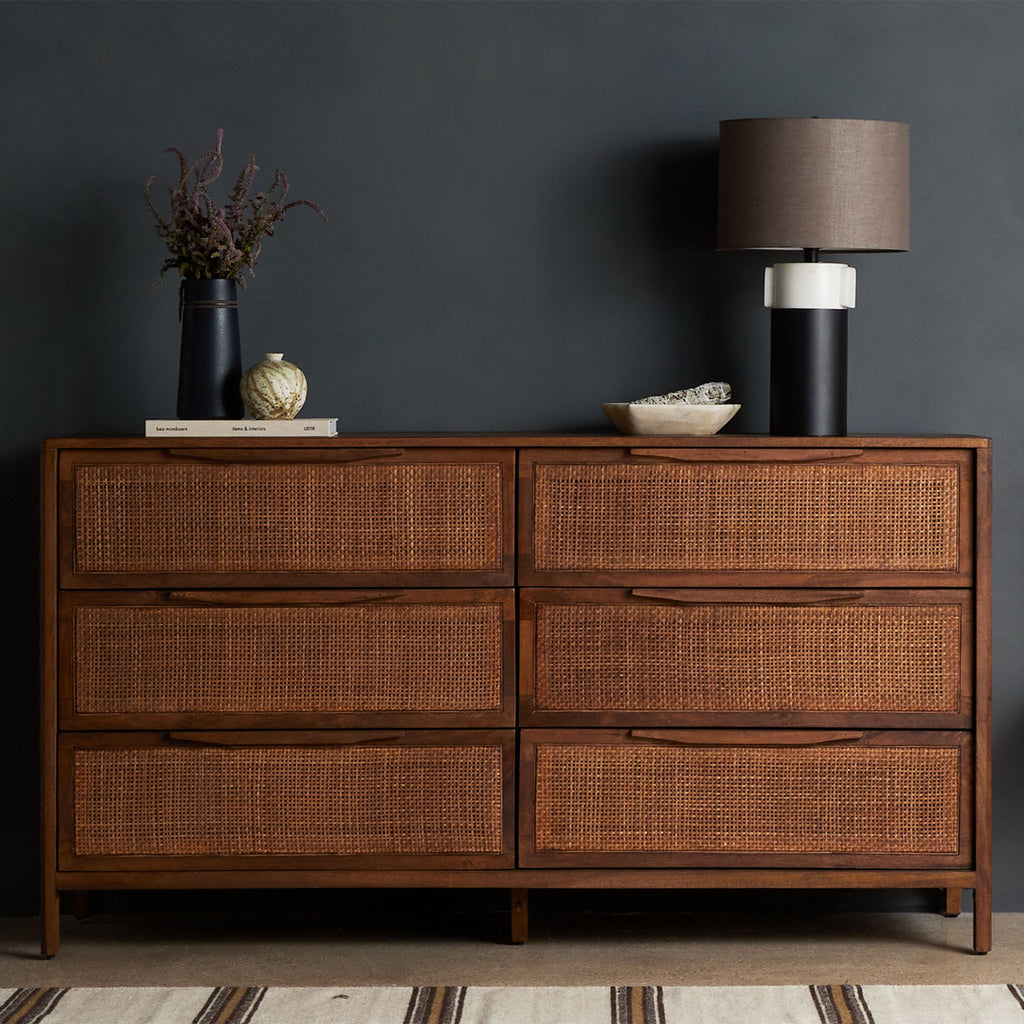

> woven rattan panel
[534,602,961,713]
[73,745,504,857]
[73,461,504,573]
[73,603,505,714]
[532,462,959,572]
[533,743,960,854]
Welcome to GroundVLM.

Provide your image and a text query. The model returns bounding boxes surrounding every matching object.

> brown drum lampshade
[717,118,910,254]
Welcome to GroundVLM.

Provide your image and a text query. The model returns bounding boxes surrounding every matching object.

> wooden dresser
[40,435,992,954]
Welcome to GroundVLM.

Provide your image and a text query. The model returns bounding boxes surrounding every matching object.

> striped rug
[3,984,1024,1023]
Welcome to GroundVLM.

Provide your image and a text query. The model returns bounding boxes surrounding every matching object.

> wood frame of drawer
[519,588,975,729]
[39,435,992,957]
[59,730,516,872]
[59,588,516,730]
[517,447,975,588]
[519,728,974,870]
[58,447,516,589]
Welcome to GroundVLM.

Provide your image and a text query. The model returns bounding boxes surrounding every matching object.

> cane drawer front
[59,448,514,588]
[519,730,971,868]
[521,589,973,727]
[520,448,972,586]
[60,731,514,870]
[62,590,515,729]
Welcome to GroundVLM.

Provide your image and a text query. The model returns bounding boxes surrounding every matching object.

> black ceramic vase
[176,278,244,419]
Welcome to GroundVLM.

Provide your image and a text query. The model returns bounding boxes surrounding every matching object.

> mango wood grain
[517,446,976,589]
[41,435,992,955]
[57,447,516,590]
[54,868,986,890]
[518,587,975,729]
[972,445,994,954]
[518,728,974,871]
[57,729,517,874]
[59,588,516,731]
[39,445,60,957]
[43,434,993,450]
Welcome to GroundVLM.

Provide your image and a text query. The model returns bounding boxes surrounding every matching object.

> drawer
[60,731,515,870]
[519,729,971,868]
[520,589,973,727]
[59,448,514,587]
[61,590,515,729]
[519,448,973,586]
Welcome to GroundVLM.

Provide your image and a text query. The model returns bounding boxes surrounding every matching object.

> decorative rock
[632,382,732,406]
[240,353,308,420]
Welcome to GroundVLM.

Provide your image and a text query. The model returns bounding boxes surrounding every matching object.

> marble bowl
[602,402,741,436]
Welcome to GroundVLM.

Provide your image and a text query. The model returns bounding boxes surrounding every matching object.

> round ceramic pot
[240,352,308,420]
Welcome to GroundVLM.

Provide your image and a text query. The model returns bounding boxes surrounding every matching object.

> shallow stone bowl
[602,402,741,436]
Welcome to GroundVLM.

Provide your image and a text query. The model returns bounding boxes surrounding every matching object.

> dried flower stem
[145,129,326,289]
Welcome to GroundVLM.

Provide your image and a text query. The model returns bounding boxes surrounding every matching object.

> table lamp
[717,118,909,436]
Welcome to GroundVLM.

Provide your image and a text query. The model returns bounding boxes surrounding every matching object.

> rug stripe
[610,987,665,1024]
[611,987,625,1024]
[0,990,68,1024]
[651,986,666,1024]
[841,986,875,1024]
[403,987,466,1024]
[191,987,266,1024]
[1009,985,1024,1013]
[810,985,875,1024]
[227,987,266,1024]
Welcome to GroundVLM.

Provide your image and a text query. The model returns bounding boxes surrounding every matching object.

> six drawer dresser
[40,434,992,955]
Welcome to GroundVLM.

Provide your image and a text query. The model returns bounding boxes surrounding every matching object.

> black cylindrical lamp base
[769,308,848,437]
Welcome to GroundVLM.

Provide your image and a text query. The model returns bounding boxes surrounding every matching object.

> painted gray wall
[3,0,1023,916]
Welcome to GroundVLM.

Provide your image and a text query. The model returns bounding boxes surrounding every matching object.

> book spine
[145,420,338,437]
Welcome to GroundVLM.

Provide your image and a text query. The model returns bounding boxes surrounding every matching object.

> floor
[0,891,1021,988]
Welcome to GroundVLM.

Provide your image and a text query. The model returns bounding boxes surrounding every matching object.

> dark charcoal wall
[3,0,1023,914]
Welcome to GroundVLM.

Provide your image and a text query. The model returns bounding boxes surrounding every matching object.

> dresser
[40,435,991,955]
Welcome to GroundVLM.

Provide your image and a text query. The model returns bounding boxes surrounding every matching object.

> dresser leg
[509,888,528,944]
[40,890,60,958]
[70,891,91,920]
[943,887,962,917]
[973,884,992,954]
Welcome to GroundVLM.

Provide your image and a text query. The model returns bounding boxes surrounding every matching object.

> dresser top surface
[43,433,991,451]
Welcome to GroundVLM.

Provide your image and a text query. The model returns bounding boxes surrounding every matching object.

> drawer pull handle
[629,589,865,605]
[167,731,408,747]
[165,590,406,605]
[166,448,406,464]
[628,729,866,747]
[628,448,865,463]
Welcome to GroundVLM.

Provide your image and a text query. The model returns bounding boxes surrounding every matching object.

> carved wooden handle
[628,448,865,463]
[166,590,405,605]
[628,729,866,747]
[167,731,408,747]
[629,589,866,605]
[167,447,406,463]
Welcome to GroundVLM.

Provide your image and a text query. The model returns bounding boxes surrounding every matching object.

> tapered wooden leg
[943,887,962,917]
[973,884,992,955]
[510,888,528,945]
[71,891,90,920]
[40,889,60,958]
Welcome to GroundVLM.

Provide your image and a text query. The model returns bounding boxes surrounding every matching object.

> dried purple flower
[145,129,326,289]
